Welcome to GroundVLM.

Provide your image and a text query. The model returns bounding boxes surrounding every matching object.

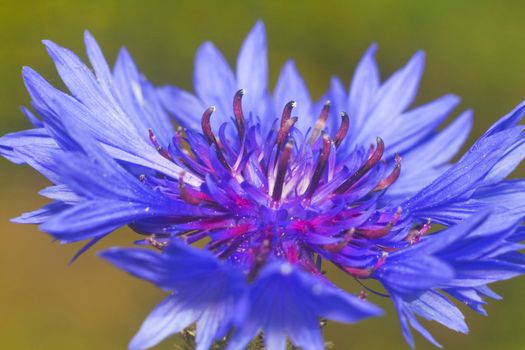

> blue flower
[1,21,524,349]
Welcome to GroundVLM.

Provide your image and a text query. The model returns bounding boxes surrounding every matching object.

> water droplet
[280,263,292,275]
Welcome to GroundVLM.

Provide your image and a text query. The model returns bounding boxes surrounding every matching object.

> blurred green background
[1,0,525,349]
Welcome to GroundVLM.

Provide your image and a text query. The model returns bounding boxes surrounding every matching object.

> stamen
[334,112,350,148]
[355,207,401,239]
[342,251,388,278]
[280,101,297,128]
[217,233,250,259]
[306,132,331,198]
[308,101,330,145]
[420,218,432,235]
[407,218,431,244]
[343,266,374,278]
[277,116,298,148]
[233,89,246,140]
[147,235,168,250]
[334,137,384,194]
[200,106,231,171]
[322,228,355,252]
[179,173,203,205]
[272,140,293,201]
[248,238,272,281]
[372,153,401,192]
[201,106,217,144]
[148,129,172,160]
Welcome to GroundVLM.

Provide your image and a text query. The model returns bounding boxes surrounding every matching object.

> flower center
[144,90,406,278]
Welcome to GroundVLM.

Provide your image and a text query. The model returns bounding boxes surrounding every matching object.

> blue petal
[36,133,206,243]
[391,211,489,259]
[43,40,129,130]
[40,200,156,242]
[450,260,525,287]
[236,21,268,115]
[228,262,382,350]
[129,295,200,350]
[444,288,488,315]
[194,41,236,127]
[378,210,525,348]
[403,105,524,215]
[474,179,525,210]
[391,291,467,348]
[0,128,56,164]
[101,243,245,350]
[24,65,197,185]
[375,256,454,295]
[101,242,244,291]
[69,233,109,265]
[408,291,468,333]
[11,201,71,224]
[13,143,66,187]
[21,106,43,127]
[355,51,425,146]
[39,185,82,203]
[22,65,127,149]
[157,85,204,131]
[394,109,472,172]
[84,30,113,96]
[384,94,460,155]
[485,99,525,134]
[387,108,472,200]
[347,43,380,134]
[113,47,174,145]
[44,124,157,201]
[481,136,525,186]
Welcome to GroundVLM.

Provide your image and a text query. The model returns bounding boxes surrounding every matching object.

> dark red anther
[407,218,431,244]
[179,173,203,205]
[148,235,168,250]
[308,100,330,145]
[215,146,232,171]
[306,132,331,198]
[343,266,374,278]
[201,106,216,144]
[419,218,432,235]
[272,140,293,201]
[358,290,368,300]
[248,238,272,281]
[342,251,388,278]
[334,137,385,194]
[148,129,172,160]
[322,228,355,253]
[280,101,297,128]
[373,153,402,192]
[334,112,350,148]
[276,116,298,148]
[233,89,246,140]
[200,106,231,171]
[356,226,391,239]
[355,207,401,239]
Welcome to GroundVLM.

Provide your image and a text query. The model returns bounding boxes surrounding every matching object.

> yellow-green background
[1,0,524,349]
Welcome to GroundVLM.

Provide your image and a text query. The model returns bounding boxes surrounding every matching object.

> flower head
[1,21,525,349]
